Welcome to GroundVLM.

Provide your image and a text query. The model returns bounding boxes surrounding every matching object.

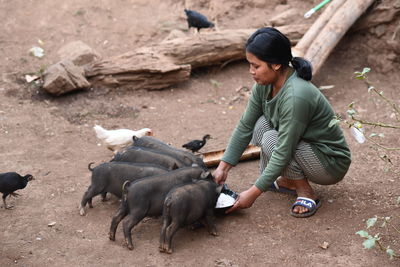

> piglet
[108,166,205,250]
[159,172,222,253]
[111,146,184,170]
[131,136,208,170]
[79,162,169,216]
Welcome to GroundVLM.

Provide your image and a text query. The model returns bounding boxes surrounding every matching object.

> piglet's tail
[291,57,312,81]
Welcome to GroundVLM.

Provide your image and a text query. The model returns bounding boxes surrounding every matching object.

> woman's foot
[291,178,317,215]
[275,177,318,215]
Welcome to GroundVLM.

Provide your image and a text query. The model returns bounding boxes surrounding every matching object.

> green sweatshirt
[221,70,351,192]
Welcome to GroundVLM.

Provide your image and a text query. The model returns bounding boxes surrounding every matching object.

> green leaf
[369,133,377,138]
[354,122,363,129]
[356,230,369,238]
[366,217,377,229]
[75,9,86,16]
[386,248,395,260]
[397,196,400,205]
[347,109,356,116]
[354,68,371,79]
[354,71,364,80]
[362,238,376,249]
[29,46,45,58]
[362,67,371,75]
[329,119,340,128]
[348,102,355,108]
[378,133,385,138]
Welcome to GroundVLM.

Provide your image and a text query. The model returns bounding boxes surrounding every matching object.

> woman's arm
[221,84,264,166]
[225,185,263,214]
[213,160,233,184]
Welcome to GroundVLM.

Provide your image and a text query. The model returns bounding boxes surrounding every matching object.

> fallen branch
[301,0,375,75]
[43,25,308,95]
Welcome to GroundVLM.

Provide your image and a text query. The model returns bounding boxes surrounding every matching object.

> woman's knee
[260,130,278,157]
[307,174,343,185]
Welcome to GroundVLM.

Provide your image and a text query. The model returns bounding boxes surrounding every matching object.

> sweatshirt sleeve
[254,94,313,191]
[221,84,264,165]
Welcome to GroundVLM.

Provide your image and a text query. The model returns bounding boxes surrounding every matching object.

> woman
[213,27,351,218]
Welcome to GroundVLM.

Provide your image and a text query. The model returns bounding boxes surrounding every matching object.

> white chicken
[93,125,153,153]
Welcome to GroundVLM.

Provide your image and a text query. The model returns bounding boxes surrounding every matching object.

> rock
[57,40,101,66]
[42,60,91,96]
[371,24,387,37]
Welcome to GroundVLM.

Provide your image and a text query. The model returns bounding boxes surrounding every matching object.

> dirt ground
[1,0,399,266]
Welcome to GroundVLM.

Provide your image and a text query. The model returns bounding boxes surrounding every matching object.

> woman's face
[246,52,279,85]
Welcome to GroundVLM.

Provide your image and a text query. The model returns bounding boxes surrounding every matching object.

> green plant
[356,216,400,260]
[330,67,400,173]
[331,68,400,260]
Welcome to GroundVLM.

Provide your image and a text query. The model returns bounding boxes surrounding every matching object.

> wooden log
[201,145,260,168]
[86,25,308,90]
[86,54,192,90]
[304,0,375,75]
[293,0,346,57]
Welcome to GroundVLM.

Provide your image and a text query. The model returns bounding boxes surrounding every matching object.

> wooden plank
[201,145,261,168]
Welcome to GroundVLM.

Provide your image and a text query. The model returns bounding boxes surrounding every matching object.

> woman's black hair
[246,27,313,81]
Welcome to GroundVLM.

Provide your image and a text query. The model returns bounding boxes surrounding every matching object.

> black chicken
[0,172,34,209]
[182,134,211,153]
[184,9,214,33]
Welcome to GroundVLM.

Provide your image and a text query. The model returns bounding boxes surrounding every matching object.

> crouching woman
[213,27,351,218]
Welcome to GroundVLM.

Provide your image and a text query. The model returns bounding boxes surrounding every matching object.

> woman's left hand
[225,185,263,214]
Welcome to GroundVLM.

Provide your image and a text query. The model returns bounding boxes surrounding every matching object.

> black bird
[0,172,34,209]
[184,9,214,33]
[182,134,211,153]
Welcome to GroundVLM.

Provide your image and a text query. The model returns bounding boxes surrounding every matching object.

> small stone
[327,199,334,203]
[48,221,57,227]
[319,241,329,250]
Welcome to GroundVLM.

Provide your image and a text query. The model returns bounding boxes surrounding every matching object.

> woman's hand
[212,161,233,185]
[225,185,262,214]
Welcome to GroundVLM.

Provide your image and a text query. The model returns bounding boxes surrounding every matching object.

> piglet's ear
[200,171,211,179]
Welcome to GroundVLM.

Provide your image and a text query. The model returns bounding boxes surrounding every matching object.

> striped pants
[251,116,338,185]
